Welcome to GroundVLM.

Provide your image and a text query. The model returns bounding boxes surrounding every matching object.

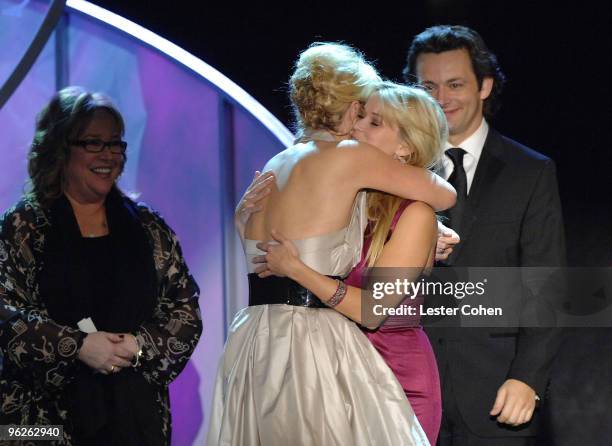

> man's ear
[480,77,494,100]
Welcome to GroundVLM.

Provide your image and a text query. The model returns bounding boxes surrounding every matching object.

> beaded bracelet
[326,280,347,308]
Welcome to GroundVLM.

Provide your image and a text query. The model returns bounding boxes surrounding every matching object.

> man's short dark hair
[403,25,506,118]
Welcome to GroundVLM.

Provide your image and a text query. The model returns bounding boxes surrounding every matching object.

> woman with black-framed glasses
[70,138,128,155]
[0,86,202,445]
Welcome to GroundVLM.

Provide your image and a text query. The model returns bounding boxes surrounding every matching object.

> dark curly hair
[403,25,506,118]
[27,86,126,207]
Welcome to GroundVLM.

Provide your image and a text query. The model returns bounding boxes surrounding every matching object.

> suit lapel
[448,129,505,264]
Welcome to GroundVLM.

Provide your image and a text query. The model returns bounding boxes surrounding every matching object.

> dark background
[93,0,612,266]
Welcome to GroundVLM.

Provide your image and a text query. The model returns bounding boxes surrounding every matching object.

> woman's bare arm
[339,140,456,212]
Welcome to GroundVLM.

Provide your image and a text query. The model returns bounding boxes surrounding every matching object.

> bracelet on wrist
[130,333,144,368]
[326,280,347,308]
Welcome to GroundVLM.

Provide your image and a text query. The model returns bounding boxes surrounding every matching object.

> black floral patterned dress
[0,194,202,445]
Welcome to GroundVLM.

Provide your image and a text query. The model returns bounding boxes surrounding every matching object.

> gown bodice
[243,190,367,277]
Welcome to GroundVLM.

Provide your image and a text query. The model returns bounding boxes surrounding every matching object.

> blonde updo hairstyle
[365,82,448,266]
[290,42,380,136]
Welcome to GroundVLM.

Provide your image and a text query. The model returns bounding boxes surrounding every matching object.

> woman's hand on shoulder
[235,171,275,227]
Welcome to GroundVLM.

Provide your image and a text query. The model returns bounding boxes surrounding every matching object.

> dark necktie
[445,148,467,232]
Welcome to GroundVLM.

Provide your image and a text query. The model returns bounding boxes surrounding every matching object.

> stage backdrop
[0,1,293,444]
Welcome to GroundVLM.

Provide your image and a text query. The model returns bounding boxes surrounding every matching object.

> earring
[393,153,408,165]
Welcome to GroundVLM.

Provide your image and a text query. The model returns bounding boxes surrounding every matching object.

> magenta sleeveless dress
[344,200,442,445]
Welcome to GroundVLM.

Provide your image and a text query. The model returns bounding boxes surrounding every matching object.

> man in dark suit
[404,25,565,445]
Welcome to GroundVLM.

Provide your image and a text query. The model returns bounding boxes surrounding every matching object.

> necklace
[85,219,108,238]
[83,211,108,238]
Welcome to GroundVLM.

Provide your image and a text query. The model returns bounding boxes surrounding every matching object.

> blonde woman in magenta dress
[255,82,448,444]
[206,43,455,446]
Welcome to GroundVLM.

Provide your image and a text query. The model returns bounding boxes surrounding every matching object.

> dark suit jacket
[426,128,566,437]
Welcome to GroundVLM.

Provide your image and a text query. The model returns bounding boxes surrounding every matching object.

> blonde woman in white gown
[206,43,456,446]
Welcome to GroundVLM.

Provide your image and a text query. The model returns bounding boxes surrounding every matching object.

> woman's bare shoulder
[399,201,436,222]
[394,201,437,236]
[328,140,382,170]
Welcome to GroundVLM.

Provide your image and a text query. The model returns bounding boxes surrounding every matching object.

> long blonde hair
[364,82,448,266]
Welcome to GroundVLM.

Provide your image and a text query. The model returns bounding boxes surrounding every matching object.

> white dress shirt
[438,119,489,194]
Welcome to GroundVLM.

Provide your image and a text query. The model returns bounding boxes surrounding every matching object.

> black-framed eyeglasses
[70,139,128,155]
